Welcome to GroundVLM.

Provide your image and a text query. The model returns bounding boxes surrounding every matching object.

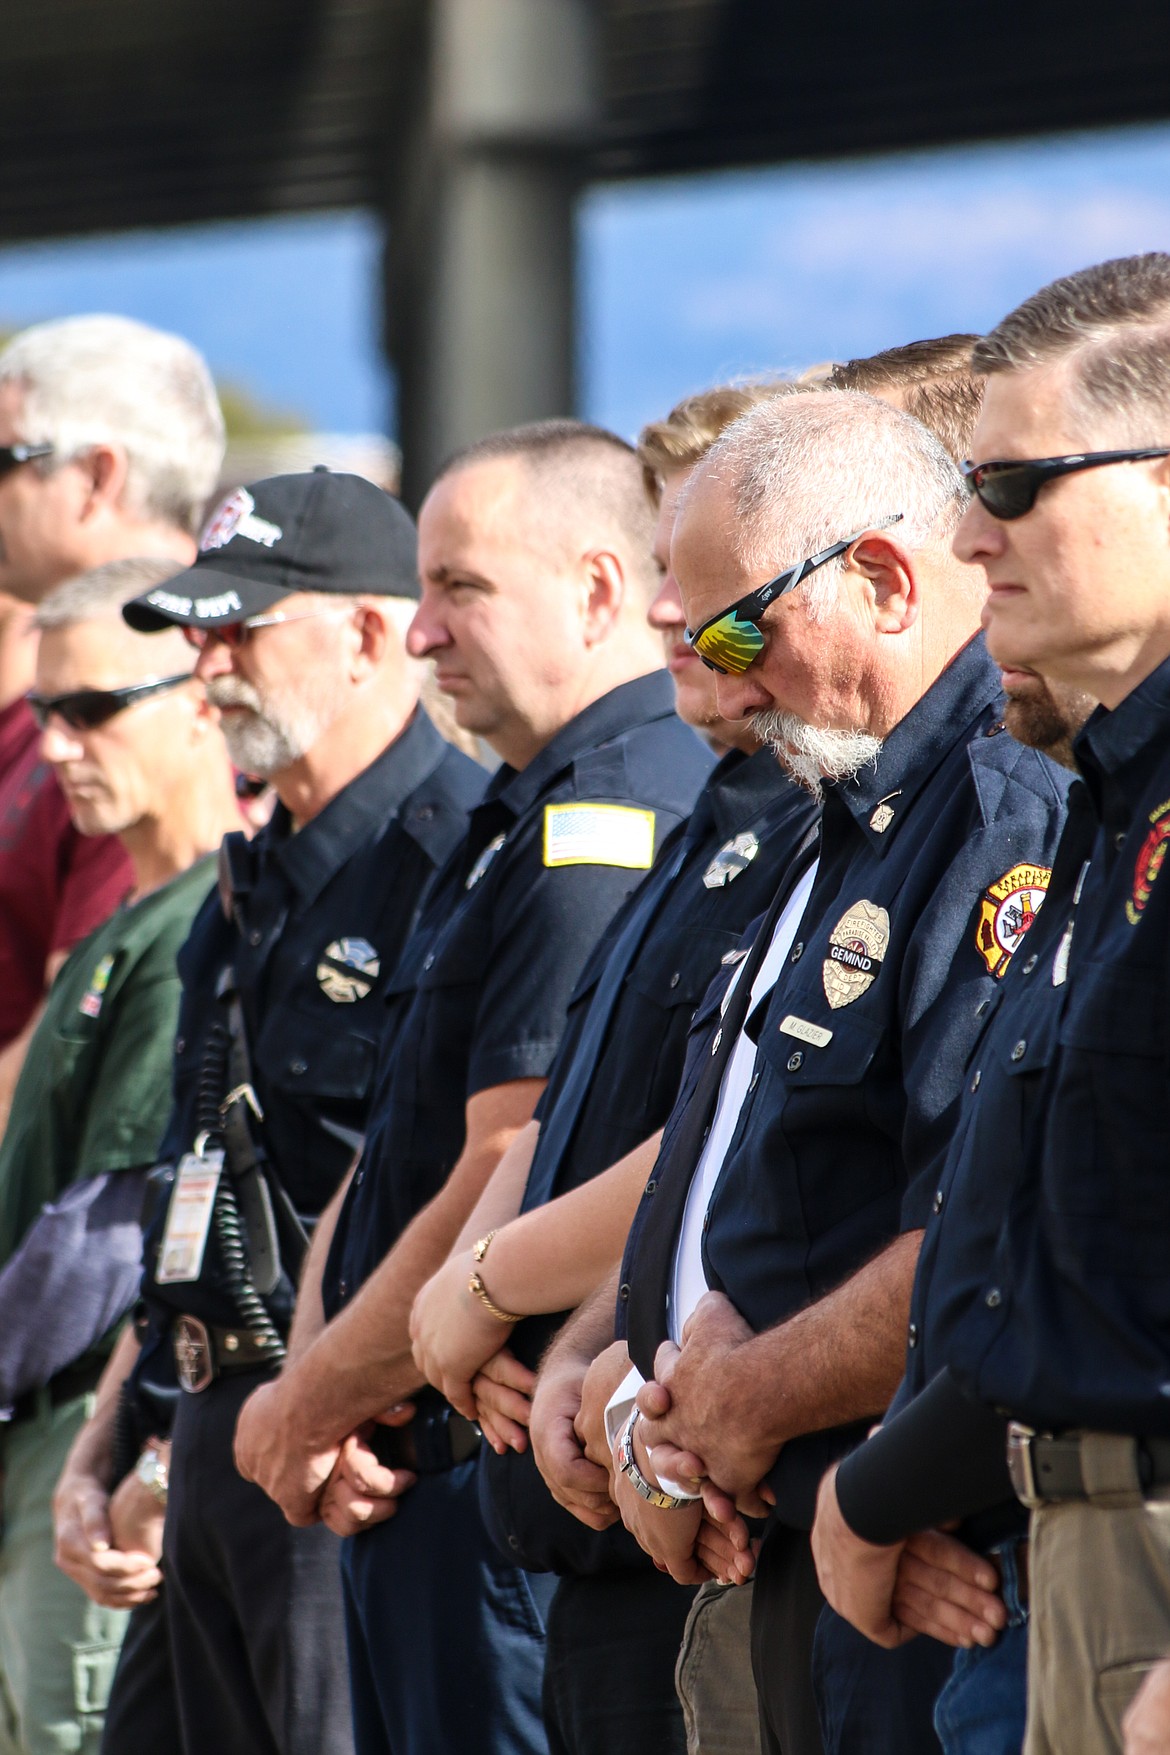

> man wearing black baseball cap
[56,470,485,1755]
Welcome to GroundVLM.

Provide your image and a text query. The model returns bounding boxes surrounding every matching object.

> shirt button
[985,1288,1002,1308]
[415,805,435,821]
[787,1050,804,1071]
[174,1036,185,1055]
[1010,1040,1027,1061]
[1022,954,1038,974]
[669,973,680,989]
[289,1058,307,1076]
[790,941,804,963]
[933,1189,944,1214]
[711,1028,723,1055]
[249,929,262,947]
[749,1072,759,1093]
[907,1323,919,1348]
[423,952,434,971]
[338,1277,348,1298]
[354,1168,364,1186]
[644,1179,657,1195]
[1115,830,1126,850]
[618,1283,630,1301]
[970,1069,982,1092]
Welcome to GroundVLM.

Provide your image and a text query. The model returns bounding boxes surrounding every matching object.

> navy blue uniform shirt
[324,672,713,1315]
[620,635,1071,1530]
[478,745,819,1574]
[947,655,1170,1436]
[137,710,483,1363]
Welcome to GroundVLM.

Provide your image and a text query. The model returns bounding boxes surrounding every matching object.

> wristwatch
[617,1408,696,1510]
[134,1441,169,1507]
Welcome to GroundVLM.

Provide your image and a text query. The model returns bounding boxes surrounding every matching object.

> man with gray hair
[0,314,224,1097]
[0,556,240,1754]
[569,389,1070,1753]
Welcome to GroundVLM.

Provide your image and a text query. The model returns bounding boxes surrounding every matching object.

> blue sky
[0,122,1168,443]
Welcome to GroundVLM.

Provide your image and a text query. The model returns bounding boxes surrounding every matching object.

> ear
[76,443,131,522]
[850,533,919,636]
[581,550,625,646]
[350,600,389,678]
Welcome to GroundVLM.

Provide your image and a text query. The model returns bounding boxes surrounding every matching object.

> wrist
[469,1231,524,1324]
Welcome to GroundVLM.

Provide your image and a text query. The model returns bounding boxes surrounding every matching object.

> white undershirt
[605,860,819,1485]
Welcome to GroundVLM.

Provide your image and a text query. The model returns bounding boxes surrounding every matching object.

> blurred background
[4,0,1168,506]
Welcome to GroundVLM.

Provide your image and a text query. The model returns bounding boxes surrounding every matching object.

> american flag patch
[543,803,655,870]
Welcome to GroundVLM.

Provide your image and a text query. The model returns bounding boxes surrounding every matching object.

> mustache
[207,677,264,713]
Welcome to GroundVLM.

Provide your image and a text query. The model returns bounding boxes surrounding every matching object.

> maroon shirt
[0,697,133,1049]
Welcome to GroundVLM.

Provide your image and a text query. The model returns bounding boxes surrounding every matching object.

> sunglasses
[182,606,345,651]
[961,448,1170,521]
[685,515,904,675]
[29,673,191,732]
[0,442,54,478]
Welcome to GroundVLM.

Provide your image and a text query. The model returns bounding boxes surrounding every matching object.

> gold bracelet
[468,1268,523,1324]
[472,1231,497,1264]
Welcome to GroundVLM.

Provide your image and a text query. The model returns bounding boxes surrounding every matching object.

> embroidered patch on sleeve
[543,803,656,870]
[975,863,1051,977]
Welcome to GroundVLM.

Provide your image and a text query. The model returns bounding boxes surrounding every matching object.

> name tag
[156,1150,224,1284]
[778,1014,833,1049]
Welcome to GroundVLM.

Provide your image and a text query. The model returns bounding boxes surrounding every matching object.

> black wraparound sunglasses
[0,442,54,477]
[962,448,1170,520]
[29,673,192,732]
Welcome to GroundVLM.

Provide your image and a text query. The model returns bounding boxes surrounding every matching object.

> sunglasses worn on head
[962,448,1170,521]
[29,673,191,732]
[685,514,904,676]
[0,442,54,478]
[181,606,343,651]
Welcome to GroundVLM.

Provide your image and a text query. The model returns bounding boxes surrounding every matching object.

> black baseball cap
[123,469,419,634]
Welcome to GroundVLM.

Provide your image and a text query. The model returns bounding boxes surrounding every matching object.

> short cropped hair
[437,419,658,599]
[700,389,966,621]
[637,380,821,506]
[973,253,1170,442]
[35,557,196,631]
[831,336,985,463]
[0,316,226,536]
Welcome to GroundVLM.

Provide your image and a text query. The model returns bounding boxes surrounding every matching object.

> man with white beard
[54,470,484,1755]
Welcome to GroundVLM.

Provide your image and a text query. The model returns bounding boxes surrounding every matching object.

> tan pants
[676,1580,762,1755]
[1026,1443,1170,1755]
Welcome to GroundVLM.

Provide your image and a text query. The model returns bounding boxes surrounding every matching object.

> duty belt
[1007,1422,1170,1509]
[174,1314,282,1393]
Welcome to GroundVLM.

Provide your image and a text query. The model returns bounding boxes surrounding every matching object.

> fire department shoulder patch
[975,863,1051,978]
[1126,799,1170,925]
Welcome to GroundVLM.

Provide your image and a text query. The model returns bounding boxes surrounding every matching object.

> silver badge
[317,937,380,1004]
[703,831,760,889]
[466,832,506,890]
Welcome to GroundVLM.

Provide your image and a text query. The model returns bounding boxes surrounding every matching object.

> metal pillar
[382,0,598,509]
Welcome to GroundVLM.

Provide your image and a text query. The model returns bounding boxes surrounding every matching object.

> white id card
[155,1150,224,1284]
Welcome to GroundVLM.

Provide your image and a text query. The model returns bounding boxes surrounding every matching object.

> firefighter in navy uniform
[234,422,714,1755]
[57,470,484,1755]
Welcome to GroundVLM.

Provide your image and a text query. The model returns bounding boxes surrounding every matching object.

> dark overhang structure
[3,0,1167,497]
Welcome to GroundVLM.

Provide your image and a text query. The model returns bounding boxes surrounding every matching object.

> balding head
[412,421,663,768]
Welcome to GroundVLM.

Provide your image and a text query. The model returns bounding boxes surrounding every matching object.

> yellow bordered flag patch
[543,803,656,870]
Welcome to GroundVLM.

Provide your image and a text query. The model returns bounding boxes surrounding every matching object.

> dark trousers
[543,1568,695,1755]
[751,1522,951,1755]
[101,1593,180,1754]
[105,1368,354,1755]
[341,1457,554,1755]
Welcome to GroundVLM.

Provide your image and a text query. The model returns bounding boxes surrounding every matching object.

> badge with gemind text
[703,831,760,889]
[317,938,380,1003]
[975,863,1051,978]
[822,901,890,1009]
[156,1150,224,1284]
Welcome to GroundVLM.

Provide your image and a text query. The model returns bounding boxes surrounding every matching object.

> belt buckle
[1007,1421,1043,1509]
[174,1315,215,1394]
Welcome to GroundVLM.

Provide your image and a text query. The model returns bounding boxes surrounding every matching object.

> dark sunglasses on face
[0,442,54,478]
[29,673,192,732]
[684,514,904,676]
[961,447,1170,521]
[182,607,344,652]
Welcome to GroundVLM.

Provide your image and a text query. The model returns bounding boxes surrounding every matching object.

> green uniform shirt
[0,855,216,1268]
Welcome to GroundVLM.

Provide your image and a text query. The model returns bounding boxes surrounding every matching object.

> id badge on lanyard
[155,1148,224,1284]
